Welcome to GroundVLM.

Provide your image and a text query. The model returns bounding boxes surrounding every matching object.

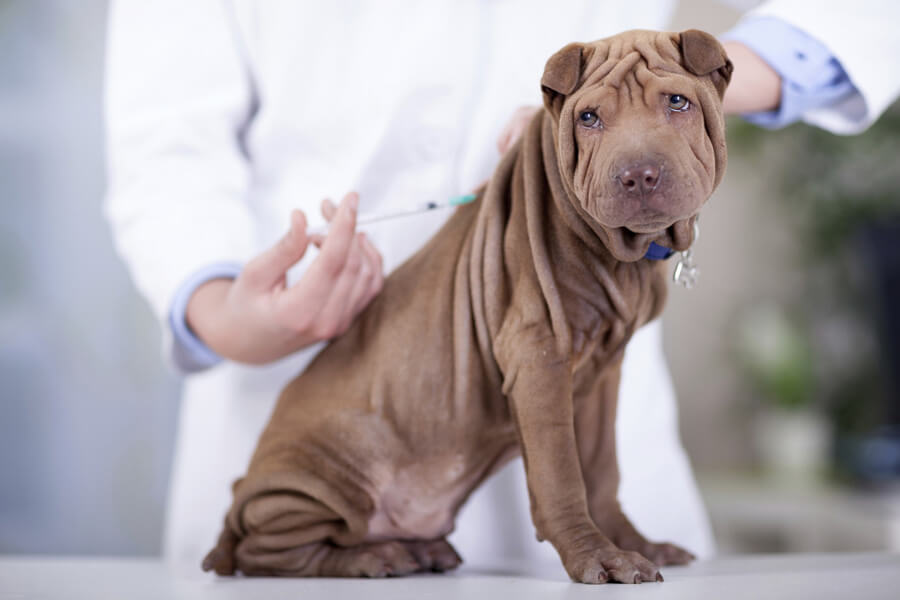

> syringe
[308,193,477,236]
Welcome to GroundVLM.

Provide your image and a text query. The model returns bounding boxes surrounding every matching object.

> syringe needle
[308,193,477,236]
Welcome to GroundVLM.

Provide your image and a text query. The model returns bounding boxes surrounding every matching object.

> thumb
[243,210,309,290]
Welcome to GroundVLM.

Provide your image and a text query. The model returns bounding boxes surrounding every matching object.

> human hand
[185,192,384,364]
[497,105,541,155]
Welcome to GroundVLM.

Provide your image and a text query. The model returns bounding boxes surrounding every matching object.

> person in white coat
[105,0,899,572]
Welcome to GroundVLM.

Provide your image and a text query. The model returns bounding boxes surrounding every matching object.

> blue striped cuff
[721,16,856,129]
[168,262,242,373]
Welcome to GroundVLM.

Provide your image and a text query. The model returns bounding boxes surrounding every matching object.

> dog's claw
[656,572,664,582]
[201,547,236,576]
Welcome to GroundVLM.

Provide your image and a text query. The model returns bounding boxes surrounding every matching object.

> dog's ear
[541,43,586,113]
[679,29,733,98]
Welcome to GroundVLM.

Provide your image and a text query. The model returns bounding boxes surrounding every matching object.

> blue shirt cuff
[721,16,857,129]
[168,262,242,373]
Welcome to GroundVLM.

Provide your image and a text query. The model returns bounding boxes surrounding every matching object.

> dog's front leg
[574,364,695,568]
[503,346,662,584]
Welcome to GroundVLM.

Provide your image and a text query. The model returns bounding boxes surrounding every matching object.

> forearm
[719,15,861,132]
[721,41,781,115]
[184,279,253,363]
[738,1,900,134]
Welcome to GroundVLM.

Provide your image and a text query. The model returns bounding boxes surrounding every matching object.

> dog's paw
[352,541,422,577]
[564,548,662,584]
[639,541,695,566]
[592,509,695,567]
[201,546,236,576]
[405,538,463,572]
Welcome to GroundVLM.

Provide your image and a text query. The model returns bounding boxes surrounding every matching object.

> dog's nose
[616,163,661,194]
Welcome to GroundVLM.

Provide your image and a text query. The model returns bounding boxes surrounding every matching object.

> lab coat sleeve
[168,262,242,372]
[739,0,900,134]
[721,17,856,130]
[104,1,257,349]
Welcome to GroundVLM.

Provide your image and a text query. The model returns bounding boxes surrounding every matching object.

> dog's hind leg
[234,518,462,577]
[298,538,461,577]
[211,494,463,577]
[234,502,462,578]
[236,539,423,577]
[202,487,347,576]
[206,478,460,577]
[228,487,363,576]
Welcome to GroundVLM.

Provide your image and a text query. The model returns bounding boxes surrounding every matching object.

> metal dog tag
[673,249,699,289]
[673,219,701,289]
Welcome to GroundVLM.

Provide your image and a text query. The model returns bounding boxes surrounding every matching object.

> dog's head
[541,29,732,261]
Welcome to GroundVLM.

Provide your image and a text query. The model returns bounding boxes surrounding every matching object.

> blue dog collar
[644,242,675,260]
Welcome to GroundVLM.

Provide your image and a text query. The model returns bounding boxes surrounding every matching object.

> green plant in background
[736,304,815,412]
[729,100,900,473]
[729,103,900,258]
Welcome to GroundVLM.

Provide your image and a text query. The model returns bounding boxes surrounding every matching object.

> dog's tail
[202,521,239,575]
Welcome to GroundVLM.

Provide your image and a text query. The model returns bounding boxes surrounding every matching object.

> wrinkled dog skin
[203,29,731,584]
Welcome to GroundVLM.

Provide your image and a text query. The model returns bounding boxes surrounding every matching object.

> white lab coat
[748,0,900,134]
[104,0,897,573]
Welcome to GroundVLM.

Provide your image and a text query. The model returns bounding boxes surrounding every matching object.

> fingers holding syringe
[320,215,385,336]
[303,231,383,340]
[358,233,384,300]
[242,208,311,291]
[315,191,383,304]
[289,191,383,340]
[497,105,540,155]
[316,233,374,337]
[344,233,384,321]
[320,196,338,222]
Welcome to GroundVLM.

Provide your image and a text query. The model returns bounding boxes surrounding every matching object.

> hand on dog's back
[497,106,541,155]
[185,191,384,364]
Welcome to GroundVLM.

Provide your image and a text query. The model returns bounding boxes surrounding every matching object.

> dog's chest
[565,260,665,368]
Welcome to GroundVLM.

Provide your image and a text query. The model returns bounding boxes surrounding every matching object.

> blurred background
[1,0,898,557]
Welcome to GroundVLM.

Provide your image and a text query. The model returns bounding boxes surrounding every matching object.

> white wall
[0,1,179,555]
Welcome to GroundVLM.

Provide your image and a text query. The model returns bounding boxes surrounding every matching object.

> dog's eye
[667,94,690,111]
[578,110,601,128]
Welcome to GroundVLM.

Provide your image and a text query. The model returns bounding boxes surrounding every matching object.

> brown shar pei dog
[203,29,732,584]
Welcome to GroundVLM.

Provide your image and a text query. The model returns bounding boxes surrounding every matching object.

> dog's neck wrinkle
[512,111,574,355]
[538,113,625,272]
[514,112,653,338]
